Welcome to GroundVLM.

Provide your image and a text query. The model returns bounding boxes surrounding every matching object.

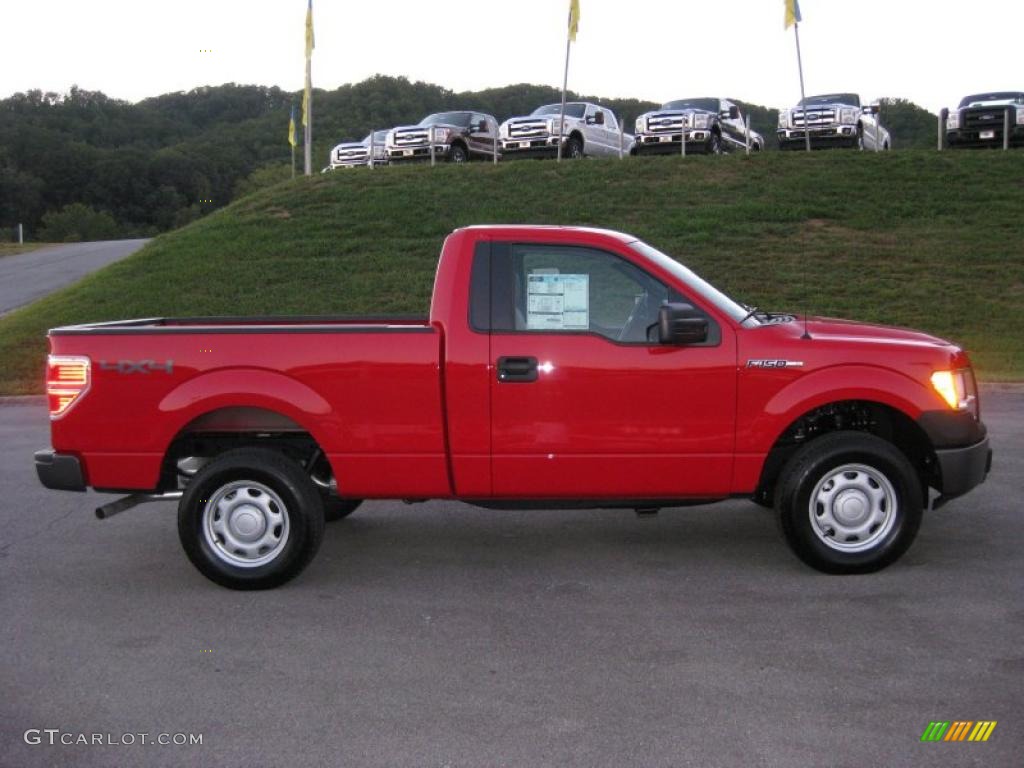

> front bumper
[934,437,992,502]
[947,126,1024,148]
[35,449,86,491]
[501,136,562,157]
[916,409,991,506]
[777,125,857,148]
[634,131,712,154]
[387,144,452,161]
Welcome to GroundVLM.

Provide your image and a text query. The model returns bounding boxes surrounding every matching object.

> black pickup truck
[945,91,1024,148]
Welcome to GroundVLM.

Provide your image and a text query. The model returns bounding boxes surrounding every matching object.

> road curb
[0,395,46,406]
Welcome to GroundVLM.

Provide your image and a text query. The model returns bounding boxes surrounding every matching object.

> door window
[506,245,671,343]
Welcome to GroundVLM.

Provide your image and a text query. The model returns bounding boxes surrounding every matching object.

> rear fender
[157,368,336,450]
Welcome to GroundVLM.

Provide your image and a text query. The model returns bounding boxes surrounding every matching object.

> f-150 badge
[746,359,804,369]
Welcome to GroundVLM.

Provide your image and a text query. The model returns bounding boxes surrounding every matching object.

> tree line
[0,77,939,241]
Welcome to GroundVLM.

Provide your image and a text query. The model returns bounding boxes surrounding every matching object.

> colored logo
[920,721,997,742]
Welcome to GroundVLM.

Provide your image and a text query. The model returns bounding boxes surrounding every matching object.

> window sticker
[526,273,589,330]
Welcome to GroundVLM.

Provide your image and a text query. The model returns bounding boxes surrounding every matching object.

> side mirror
[863,104,880,115]
[659,303,708,345]
[727,106,740,119]
[594,111,605,125]
[476,121,488,132]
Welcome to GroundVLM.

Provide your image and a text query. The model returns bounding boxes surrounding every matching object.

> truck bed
[46,315,449,497]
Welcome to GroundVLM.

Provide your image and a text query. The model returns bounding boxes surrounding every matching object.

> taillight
[46,355,90,419]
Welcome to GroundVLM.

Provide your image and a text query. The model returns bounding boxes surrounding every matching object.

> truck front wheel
[177,447,325,589]
[774,432,923,574]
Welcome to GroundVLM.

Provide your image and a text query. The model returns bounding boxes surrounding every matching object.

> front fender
[157,367,337,449]
[744,364,939,452]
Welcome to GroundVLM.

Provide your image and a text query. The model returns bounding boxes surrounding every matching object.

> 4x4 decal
[99,360,174,375]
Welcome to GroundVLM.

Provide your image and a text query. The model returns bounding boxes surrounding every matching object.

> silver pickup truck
[499,102,633,159]
[328,130,389,169]
[633,97,763,155]
[386,111,500,163]
[777,93,890,151]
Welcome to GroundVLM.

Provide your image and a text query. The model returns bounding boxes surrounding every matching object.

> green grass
[0,150,1022,394]
[0,243,58,258]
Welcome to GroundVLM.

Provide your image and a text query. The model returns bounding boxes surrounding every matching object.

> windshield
[629,241,750,324]
[959,92,1024,107]
[660,98,719,112]
[531,103,587,118]
[803,93,860,107]
[362,130,389,144]
[419,112,473,128]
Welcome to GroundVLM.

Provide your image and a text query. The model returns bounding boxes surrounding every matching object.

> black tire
[177,447,325,590]
[854,126,865,150]
[322,496,362,522]
[774,431,923,574]
[449,144,468,163]
[566,135,584,159]
[708,131,723,155]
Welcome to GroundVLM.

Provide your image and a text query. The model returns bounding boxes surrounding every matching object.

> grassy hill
[0,149,1021,394]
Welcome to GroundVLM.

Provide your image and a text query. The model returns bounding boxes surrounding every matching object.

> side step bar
[95,492,183,520]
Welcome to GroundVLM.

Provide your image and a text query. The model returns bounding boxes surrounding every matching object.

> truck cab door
[486,241,737,500]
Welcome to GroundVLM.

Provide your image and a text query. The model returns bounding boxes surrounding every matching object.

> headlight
[946,111,960,130]
[548,118,565,135]
[930,369,977,413]
[635,117,644,133]
[499,123,509,138]
[431,127,451,143]
[839,107,857,125]
[385,131,395,145]
[778,110,789,129]
[1017,106,1024,125]
[692,113,709,129]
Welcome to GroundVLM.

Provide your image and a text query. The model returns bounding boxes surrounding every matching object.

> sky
[1,0,1021,115]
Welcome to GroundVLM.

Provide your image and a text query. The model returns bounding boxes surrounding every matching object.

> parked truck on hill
[499,102,633,159]
[945,91,1024,149]
[633,98,762,155]
[777,93,890,150]
[386,111,499,163]
[328,130,389,169]
[36,226,990,589]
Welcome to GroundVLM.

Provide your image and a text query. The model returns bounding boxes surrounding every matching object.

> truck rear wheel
[177,447,325,590]
[774,432,922,574]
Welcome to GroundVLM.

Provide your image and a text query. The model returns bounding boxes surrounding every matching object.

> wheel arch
[754,398,937,506]
[155,369,339,488]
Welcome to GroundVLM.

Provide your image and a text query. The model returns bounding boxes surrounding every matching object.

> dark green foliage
[0,150,1020,395]
[1,78,942,239]
[38,203,121,242]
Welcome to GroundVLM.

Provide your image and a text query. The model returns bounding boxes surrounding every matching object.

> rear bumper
[35,449,86,491]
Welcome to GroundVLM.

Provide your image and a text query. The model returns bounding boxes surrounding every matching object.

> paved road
[0,239,149,315]
[1,390,1020,768]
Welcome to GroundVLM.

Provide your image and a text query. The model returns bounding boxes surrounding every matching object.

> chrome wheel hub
[809,463,897,553]
[202,481,290,567]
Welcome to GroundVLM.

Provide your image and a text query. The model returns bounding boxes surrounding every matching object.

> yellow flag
[301,85,309,128]
[568,0,580,42]
[288,106,297,147]
[784,0,802,29]
[305,0,315,59]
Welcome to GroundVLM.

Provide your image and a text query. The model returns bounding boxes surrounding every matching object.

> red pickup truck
[36,226,991,589]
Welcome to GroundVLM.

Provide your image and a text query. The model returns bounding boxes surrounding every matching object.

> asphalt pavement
[1,389,1021,768]
[0,240,149,315]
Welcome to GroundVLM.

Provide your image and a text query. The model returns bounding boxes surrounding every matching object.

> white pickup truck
[499,102,633,159]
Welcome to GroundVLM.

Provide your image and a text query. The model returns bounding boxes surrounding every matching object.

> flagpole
[557,35,571,162]
[304,55,313,175]
[793,22,811,153]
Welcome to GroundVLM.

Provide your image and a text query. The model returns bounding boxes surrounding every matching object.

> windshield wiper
[739,306,761,324]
